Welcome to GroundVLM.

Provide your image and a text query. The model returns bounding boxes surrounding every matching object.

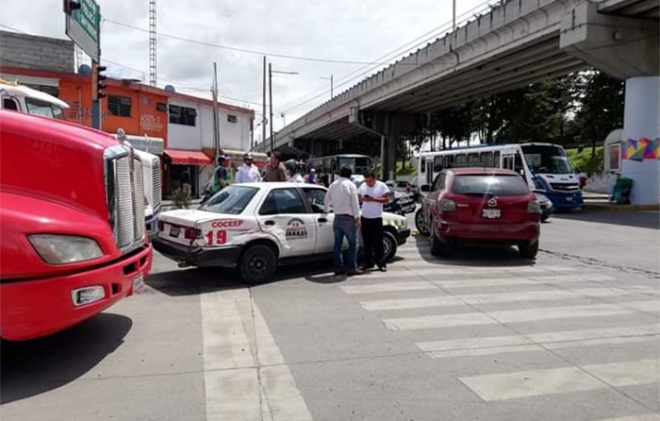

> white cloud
[2,0,489,142]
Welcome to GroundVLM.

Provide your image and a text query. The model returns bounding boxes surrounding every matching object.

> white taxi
[153,182,411,283]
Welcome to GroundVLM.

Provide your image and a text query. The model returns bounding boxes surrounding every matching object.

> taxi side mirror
[420,184,431,193]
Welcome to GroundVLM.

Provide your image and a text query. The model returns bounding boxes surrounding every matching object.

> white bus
[414,143,583,210]
[306,154,374,186]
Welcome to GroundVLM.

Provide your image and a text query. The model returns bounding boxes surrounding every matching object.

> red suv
[416,168,541,258]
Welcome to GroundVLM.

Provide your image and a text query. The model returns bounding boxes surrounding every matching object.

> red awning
[164,149,212,165]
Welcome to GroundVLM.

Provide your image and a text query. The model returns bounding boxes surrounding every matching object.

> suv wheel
[429,221,445,257]
[519,240,539,259]
[383,231,398,261]
[239,244,277,284]
[415,208,429,236]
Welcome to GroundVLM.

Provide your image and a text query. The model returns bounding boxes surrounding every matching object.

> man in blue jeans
[324,166,363,276]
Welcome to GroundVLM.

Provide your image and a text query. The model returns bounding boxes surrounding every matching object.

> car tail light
[407,185,411,192]
[158,221,164,231]
[439,199,456,212]
[528,200,541,214]
[184,227,201,239]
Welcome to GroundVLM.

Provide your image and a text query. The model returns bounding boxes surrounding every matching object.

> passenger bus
[414,143,582,210]
[306,154,374,186]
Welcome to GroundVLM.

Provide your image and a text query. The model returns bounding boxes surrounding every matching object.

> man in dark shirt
[266,151,287,182]
[213,155,230,192]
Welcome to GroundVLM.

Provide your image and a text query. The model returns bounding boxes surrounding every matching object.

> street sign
[65,0,100,62]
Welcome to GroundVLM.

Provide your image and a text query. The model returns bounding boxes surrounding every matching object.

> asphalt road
[2,210,659,421]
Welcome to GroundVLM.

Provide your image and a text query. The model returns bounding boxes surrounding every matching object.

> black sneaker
[362,264,375,271]
[378,265,387,272]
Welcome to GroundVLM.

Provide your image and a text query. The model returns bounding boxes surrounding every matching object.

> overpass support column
[561,2,659,205]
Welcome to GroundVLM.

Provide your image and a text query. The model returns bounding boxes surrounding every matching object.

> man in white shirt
[357,171,390,272]
[235,153,262,183]
[324,165,362,276]
[285,160,305,183]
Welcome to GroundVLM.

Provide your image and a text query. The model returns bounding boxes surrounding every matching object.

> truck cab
[0,79,69,120]
[0,110,153,341]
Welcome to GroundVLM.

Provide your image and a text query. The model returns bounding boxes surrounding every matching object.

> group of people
[211,151,318,192]
[325,166,390,276]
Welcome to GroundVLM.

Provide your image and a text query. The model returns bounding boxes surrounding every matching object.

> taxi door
[301,186,334,254]
[256,187,317,257]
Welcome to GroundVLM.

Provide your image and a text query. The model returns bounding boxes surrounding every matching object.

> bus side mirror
[420,184,431,193]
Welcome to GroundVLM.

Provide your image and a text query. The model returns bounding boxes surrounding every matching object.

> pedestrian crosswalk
[339,241,660,420]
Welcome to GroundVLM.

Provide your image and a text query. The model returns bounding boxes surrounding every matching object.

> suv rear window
[201,186,258,214]
[451,175,529,197]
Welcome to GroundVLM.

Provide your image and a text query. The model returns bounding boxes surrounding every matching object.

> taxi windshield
[201,186,258,214]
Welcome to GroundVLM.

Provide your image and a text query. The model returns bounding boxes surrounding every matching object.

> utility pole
[452,0,456,31]
[262,56,267,151]
[212,62,221,160]
[321,74,334,99]
[281,112,286,127]
[149,0,157,86]
[268,62,274,152]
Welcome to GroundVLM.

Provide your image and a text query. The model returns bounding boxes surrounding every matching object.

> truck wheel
[239,244,277,284]
[519,240,539,259]
[415,209,429,236]
[383,231,398,262]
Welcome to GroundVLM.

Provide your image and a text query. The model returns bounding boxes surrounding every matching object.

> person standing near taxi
[324,166,362,276]
[213,155,231,193]
[266,151,287,182]
[358,172,390,272]
[236,153,262,183]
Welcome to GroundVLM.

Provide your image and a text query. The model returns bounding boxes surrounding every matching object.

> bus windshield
[337,156,372,175]
[521,145,572,175]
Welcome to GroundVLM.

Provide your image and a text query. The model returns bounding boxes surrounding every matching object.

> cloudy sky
[1,0,490,142]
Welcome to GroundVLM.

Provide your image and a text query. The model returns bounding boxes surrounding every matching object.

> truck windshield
[25,98,64,120]
[201,186,258,215]
[452,175,530,197]
[521,145,572,174]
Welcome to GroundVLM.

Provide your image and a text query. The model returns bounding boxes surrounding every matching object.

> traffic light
[63,0,81,15]
[92,63,107,101]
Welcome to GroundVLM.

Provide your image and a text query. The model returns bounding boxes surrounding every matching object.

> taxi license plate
[482,209,501,219]
[133,273,144,291]
[169,225,180,237]
[566,197,573,202]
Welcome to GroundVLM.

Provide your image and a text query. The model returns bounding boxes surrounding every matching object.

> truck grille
[550,183,580,192]
[105,145,147,253]
[151,160,162,212]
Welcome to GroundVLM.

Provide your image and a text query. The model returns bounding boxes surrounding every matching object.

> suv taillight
[528,200,541,214]
[439,199,456,212]
[184,227,201,239]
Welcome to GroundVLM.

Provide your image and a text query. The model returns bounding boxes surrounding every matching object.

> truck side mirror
[420,184,431,193]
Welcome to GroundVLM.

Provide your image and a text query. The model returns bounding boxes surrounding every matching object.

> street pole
[330,74,334,98]
[91,60,100,129]
[212,62,221,159]
[269,62,274,152]
[452,0,456,31]
[262,56,267,150]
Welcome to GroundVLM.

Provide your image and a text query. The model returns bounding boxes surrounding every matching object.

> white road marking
[594,415,660,421]
[201,291,313,421]
[360,287,645,311]
[341,281,436,294]
[383,301,659,331]
[432,274,616,289]
[459,359,659,401]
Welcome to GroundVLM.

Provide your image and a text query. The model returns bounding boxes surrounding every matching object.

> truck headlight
[28,234,103,265]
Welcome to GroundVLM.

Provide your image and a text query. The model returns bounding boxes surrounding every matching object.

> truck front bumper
[0,244,152,341]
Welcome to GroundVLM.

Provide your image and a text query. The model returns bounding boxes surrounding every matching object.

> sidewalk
[581,191,660,211]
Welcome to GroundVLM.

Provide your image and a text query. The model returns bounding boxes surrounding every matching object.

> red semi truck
[0,110,153,341]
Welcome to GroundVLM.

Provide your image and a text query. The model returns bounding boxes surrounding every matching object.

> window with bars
[169,105,197,126]
[227,114,238,123]
[108,96,132,117]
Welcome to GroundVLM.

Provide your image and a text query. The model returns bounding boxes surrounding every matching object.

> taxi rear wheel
[239,245,277,284]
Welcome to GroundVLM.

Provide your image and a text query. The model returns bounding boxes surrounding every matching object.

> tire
[383,231,398,261]
[519,240,539,259]
[239,244,277,284]
[429,221,445,257]
[415,208,429,236]
[541,214,549,222]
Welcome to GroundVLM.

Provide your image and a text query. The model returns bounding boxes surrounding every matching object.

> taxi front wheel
[239,244,277,284]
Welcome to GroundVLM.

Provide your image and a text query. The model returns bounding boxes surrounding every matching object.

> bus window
[420,158,426,174]
[445,155,454,169]
[494,151,500,168]
[433,156,444,172]
[480,152,493,167]
[467,153,480,166]
[514,152,526,178]
[455,154,467,167]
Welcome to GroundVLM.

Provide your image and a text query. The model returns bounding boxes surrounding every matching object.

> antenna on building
[149,0,157,87]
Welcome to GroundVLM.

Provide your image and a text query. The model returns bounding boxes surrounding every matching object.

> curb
[581,203,660,212]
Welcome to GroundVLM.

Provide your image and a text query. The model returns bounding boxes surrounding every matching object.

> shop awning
[164,149,212,165]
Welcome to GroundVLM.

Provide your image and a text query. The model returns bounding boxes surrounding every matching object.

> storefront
[163,149,213,198]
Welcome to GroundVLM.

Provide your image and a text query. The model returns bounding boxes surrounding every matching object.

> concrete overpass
[256,0,658,204]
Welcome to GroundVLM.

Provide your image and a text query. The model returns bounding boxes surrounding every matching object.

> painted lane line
[341,281,436,295]
[459,359,659,401]
[383,301,659,331]
[592,415,660,421]
[431,274,616,289]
